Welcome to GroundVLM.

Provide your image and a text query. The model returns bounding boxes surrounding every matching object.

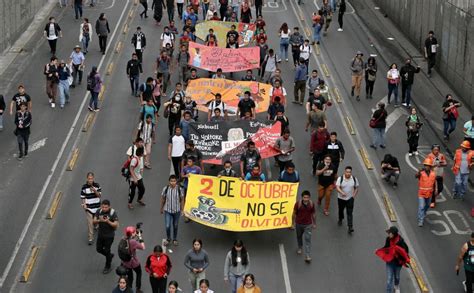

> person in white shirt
[128,146,146,209]
[161,26,175,55]
[299,39,312,75]
[168,126,186,178]
[44,17,62,55]
[137,114,154,169]
[335,166,358,234]
[207,93,228,121]
[79,18,93,54]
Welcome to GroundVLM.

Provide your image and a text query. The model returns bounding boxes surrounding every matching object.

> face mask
[225,167,231,172]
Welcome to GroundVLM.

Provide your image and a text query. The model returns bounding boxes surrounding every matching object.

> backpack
[337,175,358,187]
[118,238,132,262]
[121,146,135,179]
[87,74,97,91]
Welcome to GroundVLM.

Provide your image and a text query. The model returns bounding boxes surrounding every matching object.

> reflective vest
[418,170,436,198]
[452,149,474,175]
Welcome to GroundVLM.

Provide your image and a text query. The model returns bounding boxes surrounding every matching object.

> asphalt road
[0,0,472,292]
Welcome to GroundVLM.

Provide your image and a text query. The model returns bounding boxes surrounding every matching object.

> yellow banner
[184,174,298,231]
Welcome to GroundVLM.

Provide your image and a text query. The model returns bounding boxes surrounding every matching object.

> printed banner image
[184,175,299,231]
[195,21,256,48]
[186,78,272,115]
[188,42,260,72]
[188,120,282,164]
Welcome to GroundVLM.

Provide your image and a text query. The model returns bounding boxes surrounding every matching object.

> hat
[356,51,363,56]
[423,158,433,166]
[74,45,81,49]
[461,140,471,149]
[386,226,398,235]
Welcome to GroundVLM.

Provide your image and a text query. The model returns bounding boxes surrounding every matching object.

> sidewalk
[352,0,471,157]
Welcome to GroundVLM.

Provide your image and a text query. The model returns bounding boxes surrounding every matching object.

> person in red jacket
[310,121,330,175]
[145,245,172,293]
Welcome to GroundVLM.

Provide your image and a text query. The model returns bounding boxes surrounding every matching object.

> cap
[124,226,136,236]
[356,50,363,56]
[461,140,471,149]
[386,226,398,235]
[74,45,81,49]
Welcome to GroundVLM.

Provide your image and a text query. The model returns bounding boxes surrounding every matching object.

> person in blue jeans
[453,141,474,199]
[87,66,102,112]
[160,175,185,246]
[279,23,290,62]
[442,94,461,141]
[375,226,410,293]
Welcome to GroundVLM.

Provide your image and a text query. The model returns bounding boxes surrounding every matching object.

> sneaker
[163,239,170,246]
[323,210,329,216]
[17,155,23,161]
[348,226,354,234]
[103,267,112,274]
[94,108,100,112]
[408,152,413,157]
[51,103,56,108]
[394,285,400,293]
[88,239,93,245]
[337,220,342,226]
[369,144,377,149]
[285,58,288,62]
[356,96,360,101]
[297,248,302,255]
[337,28,343,32]
[88,106,93,111]
[430,203,435,208]
[128,203,134,209]
[393,182,398,189]
[418,222,423,227]
[402,103,407,107]
[173,240,179,246]
[137,200,146,206]
[380,145,386,149]
[304,257,312,263]
[414,151,419,156]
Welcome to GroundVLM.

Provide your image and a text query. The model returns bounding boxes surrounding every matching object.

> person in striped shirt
[81,172,102,245]
[160,175,184,246]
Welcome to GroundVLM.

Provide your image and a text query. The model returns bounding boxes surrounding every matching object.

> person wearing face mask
[224,240,250,293]
[112,276,134,293]
[237,274,261,293]
[218,160,238,177]
[452,141,474,200]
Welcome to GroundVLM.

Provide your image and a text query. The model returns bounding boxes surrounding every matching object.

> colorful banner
[195,21,256,47]
[186,78,271,115]
[184,174,299,231]
[188,42,260,72]
[188,120,281,164]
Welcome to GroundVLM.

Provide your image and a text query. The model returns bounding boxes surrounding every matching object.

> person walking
[152,0,165,25]
[145,245,172,293]
[69,45,85,88]
[316,155,336,216]
[452,141,474,200]
[299,39,312,75]
[128,146,146,209]
[416,158,437,227]
[274,129,296,173]
[350,51,364,101]
[57,60,71,108]
[399,58,420,108]
[10,85,32,115]
[424,30,438,77]
[311,12,323,45]
[95,13,111,55]
[132,27,147,63]
[160,175,184,246]
[406,107,422,156]
[323,131,345,174]
[369,102,387,149]
[278,23,290,62]
[168,126,186,177]
[321,0,332,35]
[184,239,210,291]
[291,190,316,263]
[364,56,377,99]
[293,58,307,105]
[337,0,346,31]
[455,233,474,293]
[140,0,149,18]
[289,27,304,67]
[73,0,84,19]
[375,226,410,293]
[127,53,143,97]
[80,172,102,245]
[87,66,102,112]
[44,56,59,108]
[387,63,400,106]
[113,277,134,293]
[120,226,145,293]
[310,122,330,175]
[93,199,119,274]
[44,17,62,55]
[237,274,262,293]
[0,95,4,131]
[442,94,461,141]
[427,144,447,208]
[335,166,358,234]
[261,49,278,83]
[79,18,93,54]
[14,103,32,160]
[224,240,250,293]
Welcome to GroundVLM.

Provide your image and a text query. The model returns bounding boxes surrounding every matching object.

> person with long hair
[87,66,102,112]
[279,23,290,62]
[237,274,262,293]
[145,245,172,293]
[194,279,214,293]
[184,239,210,291]
[364,56,377,99]
[224,240,250,293]
[112,276,134,293]
[387,63,400,106]
[168,280,180,293]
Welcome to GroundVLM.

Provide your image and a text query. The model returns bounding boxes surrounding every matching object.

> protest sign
[188,120,281,164]
[195,21,256,47]
[184,174,299,231]
[185,78,271,115]
[188,42,260,72]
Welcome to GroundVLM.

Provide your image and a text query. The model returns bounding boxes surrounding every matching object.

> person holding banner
[244,165,266,182]
[184,239,210,291]
[291,190,316,263]
[240,141,262,178]
[218,160,238,177]
[224,240,251,293]
[274,129,296,172]
[208,93,228,121]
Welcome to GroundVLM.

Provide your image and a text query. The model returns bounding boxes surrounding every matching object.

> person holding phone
[93,199,119,274]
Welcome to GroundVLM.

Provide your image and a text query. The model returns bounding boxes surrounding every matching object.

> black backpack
[87,74,97,91]
[118,238,132,262]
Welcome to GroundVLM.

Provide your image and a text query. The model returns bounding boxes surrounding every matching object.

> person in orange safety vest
[426,144,447,208]
[415,158,437,227]
[452,140,474,199]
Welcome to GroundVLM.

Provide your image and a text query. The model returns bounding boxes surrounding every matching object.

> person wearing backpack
[93,199,119,274]
[291,190,316,263]
[87,66,102,112]
[261,49,278,83]
[335,166,359,234]
[128,146,146,209]
[160,175,185,246]
[119,226,145,293]
[278,162,299,183]
[146,245,172,293]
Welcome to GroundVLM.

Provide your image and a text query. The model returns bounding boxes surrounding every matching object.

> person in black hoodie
[127,53,144,97]
[43,17,62,55]
[323,132,345,174]
[131,27,147,63]
[14,103,32,160]
[399,59,421,108]
[370,102,388,149]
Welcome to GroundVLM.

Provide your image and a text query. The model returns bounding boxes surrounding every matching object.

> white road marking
[29,138,47,153]
[104,0,116,10]
[0,0,131,288]
[279,244,292,293]
[287,1,431,291]
[387,37,395,41]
